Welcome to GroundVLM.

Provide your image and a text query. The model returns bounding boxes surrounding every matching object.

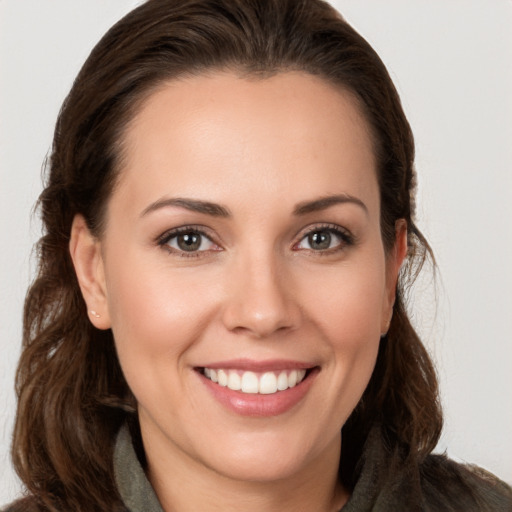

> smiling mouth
[199,367,312,395]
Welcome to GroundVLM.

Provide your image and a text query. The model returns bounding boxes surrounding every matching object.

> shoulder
[419,453,512,511]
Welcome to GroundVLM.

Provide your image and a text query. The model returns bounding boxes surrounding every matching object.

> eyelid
[156,225,222,255]
[294,222,353,240]
[293,222,355,251]
[155,222,354,256]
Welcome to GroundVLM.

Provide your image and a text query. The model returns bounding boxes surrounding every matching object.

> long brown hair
[13,0,442,510]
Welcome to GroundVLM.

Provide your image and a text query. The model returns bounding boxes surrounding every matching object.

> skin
[70,71,407,512]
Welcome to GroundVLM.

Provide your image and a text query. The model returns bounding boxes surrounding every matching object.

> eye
[158,227,220,255]
[294,225,353,252]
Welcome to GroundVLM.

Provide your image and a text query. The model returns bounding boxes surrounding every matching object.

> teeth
[217,369,228,387]
[277,371,288,391]
[203,368,308,395]
[289,370,297,388]
[228,371,241,391]
[241,371,259,393]
[259,372,277,394]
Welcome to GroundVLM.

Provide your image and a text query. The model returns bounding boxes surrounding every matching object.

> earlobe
[69,215,111,329]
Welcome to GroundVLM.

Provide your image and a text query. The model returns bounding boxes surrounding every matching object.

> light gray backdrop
[1,0,511,505]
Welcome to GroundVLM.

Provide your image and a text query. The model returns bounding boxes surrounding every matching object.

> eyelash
[293,223,355,255]
[156,223,355,258]
[156,225,219,258]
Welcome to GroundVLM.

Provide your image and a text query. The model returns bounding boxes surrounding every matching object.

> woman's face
[78,72,404,483]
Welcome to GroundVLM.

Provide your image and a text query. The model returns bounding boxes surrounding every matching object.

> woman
[4,0,512,511]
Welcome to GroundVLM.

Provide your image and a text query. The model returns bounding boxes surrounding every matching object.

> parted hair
[12,0,442,510]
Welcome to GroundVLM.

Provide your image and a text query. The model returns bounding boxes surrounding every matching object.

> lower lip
[198,369,318,417]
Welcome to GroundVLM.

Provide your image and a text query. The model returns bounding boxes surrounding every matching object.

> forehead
[114,71,378,217]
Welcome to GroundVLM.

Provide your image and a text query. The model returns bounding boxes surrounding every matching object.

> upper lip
[197,358,316,372]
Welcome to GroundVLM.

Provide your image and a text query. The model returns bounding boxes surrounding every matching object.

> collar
[113,423,418,512]
[114,424,164,512]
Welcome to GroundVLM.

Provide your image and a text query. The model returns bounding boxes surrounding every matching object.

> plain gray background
[1,0,511,504]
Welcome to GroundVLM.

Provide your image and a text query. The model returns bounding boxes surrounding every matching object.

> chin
[197,427,336,483]
[208,450,310,483]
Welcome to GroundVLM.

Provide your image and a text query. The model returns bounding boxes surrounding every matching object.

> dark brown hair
[13,0,442,510]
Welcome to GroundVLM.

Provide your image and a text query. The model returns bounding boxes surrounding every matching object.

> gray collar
[114,424,164,512]
[113,423,415,512]
[112,423,382,512]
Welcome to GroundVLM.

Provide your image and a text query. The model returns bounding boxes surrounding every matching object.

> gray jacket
[4,424,512,511]
[113,425,512,512]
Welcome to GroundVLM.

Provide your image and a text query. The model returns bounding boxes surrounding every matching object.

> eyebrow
[141,197,231,218]
[141,193,367,218]
[293,194,368,216]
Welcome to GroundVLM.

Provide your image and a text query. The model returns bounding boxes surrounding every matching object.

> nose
[221,252,301,338]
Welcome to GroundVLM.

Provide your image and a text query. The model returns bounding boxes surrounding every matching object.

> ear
[69,214,111,330]
[381,219,408,334]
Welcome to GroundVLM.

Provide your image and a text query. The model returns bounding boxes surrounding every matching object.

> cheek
[301,258,387,340]
[104,264,225,429]
[104,255,220,379]
[298,258,385,404]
